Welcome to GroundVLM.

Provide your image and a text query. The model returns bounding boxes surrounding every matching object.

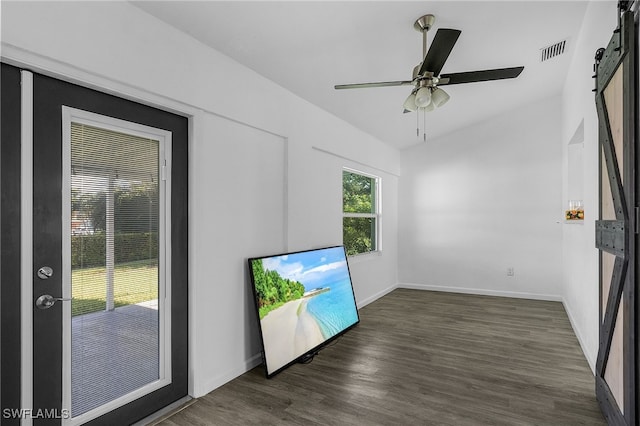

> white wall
[1,1,400,397]
[398,95,564,300]
[561,0,618,372]
[190,115,288,393]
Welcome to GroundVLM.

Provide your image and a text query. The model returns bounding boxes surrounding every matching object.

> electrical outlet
[507,267,514,276]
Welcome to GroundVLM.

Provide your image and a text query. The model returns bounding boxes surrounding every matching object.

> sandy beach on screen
[261,298,325,373]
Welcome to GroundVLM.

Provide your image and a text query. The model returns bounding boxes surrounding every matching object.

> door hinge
[161,160,167,181]
[635,206,639,234]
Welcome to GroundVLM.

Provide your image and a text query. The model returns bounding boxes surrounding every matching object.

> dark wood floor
[157,289,605,425]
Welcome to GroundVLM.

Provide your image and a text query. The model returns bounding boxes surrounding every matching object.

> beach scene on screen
[250,247,359,374]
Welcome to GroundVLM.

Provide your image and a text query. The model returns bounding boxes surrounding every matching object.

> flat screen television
[248,245,360,377]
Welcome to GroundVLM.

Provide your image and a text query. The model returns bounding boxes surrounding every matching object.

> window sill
[347,250,382,264]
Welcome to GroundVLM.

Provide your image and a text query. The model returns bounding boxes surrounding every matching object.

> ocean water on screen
[306,278,359,339]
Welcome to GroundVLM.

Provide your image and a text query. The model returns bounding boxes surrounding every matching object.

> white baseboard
[562,298,596,374]
[356,284,398,309]
[397,282,563,302]
[193,353,262,398]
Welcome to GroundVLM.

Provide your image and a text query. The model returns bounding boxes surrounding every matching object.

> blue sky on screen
[262,247,349,290]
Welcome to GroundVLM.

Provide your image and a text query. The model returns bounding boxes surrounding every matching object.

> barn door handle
[35,294,72,310]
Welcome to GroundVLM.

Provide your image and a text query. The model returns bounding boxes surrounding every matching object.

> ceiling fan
[334,14,524,113]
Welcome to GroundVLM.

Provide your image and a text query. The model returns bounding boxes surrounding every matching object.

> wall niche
[566,119,584,222]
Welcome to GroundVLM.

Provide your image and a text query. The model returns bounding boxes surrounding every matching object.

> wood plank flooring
[157,289,605,425]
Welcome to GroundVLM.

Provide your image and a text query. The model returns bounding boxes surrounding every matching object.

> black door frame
[0,65,189,425]
[1,63,24,426]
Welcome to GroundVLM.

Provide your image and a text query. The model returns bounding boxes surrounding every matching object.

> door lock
[35,294,72,310]
[37,266,54,280]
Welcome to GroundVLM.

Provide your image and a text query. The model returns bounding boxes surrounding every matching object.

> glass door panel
[63,109,170,424]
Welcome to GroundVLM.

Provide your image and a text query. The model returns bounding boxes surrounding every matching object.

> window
[342,169,380,256]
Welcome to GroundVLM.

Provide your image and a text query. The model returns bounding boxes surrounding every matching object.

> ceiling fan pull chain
[416,110,419,137]
[423,108,427,142]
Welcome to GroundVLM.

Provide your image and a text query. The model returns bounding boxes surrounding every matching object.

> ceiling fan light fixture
[421,102,435,112]
[431,87,450,108]
[414,87,432,108]
[403,92,418,112]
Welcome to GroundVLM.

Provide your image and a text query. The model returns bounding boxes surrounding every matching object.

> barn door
[594,5,637,425]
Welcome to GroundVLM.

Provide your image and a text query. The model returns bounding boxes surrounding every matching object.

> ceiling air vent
[540,39,567,62]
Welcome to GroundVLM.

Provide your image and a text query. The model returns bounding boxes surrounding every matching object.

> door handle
[35,294,72,310]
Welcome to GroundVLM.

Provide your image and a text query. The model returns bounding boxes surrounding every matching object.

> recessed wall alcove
[566,119,584,223]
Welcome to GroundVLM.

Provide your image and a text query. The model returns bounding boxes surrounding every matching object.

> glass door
[30,72,188,426]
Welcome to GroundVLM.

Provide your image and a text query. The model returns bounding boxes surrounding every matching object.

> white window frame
[61,107,172,426]
[342,167,382,256]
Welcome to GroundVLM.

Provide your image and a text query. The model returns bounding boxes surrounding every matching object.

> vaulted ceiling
[133,1,589,149]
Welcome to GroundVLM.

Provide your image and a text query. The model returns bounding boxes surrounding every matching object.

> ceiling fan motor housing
[414,14,436,32]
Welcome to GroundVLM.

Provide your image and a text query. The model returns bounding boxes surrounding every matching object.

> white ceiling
[132,1,589,150]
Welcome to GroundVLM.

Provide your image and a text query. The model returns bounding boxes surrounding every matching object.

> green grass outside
[72,259,158,316]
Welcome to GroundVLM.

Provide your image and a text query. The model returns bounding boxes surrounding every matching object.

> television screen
[248,245,360,377]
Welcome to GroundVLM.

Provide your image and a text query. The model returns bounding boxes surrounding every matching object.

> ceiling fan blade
[335,81,413,89]
[439,66,524,85]
[418,28,462,76]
